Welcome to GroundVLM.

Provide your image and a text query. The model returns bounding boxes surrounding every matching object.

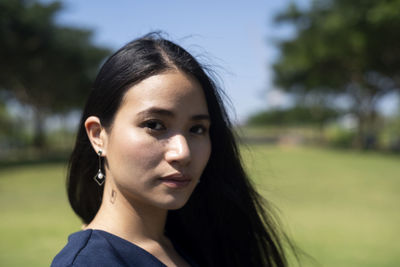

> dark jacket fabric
[51,229,196,267]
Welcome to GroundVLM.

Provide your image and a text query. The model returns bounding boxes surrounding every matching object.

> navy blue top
[51,229,197,267]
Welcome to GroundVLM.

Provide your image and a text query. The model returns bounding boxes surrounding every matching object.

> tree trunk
[355,110,378,150]
[354,114,365,149]
[33,108,46,149]
[364,109,379,150]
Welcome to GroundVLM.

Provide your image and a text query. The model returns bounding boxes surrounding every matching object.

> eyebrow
[136,107,210,121]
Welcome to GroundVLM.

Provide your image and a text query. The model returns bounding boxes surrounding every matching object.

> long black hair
[67,33,292,267]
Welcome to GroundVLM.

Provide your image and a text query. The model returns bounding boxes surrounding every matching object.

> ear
[84,116,108,156]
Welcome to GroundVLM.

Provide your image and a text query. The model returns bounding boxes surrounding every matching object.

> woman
[52,33,292,267]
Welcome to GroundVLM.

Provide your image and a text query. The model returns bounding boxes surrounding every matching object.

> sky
[45,0,398,125]
[47,0,308,123]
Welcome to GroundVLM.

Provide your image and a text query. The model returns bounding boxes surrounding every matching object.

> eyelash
[141,120,208,135]
[190,125,208,135]
[142,120,165,132]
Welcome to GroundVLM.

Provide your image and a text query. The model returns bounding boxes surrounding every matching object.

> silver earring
[93,150,105,186]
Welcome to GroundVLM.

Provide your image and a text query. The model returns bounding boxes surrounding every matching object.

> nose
[165,134,191,165]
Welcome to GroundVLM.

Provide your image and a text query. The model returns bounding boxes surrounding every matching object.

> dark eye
[190,125,208,135]
[143,120,165,131]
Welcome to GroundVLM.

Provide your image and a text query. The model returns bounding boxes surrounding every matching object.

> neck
[85,181,168,244]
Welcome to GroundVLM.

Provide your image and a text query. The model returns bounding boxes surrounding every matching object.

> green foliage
[0,101,30,150]
[0,0,110,112]
[0,0,110,147]
[273,0,400,147]
[325,126,356,148]
[379,115,400,151]
[247,105,339,126]
[275,0,400,91]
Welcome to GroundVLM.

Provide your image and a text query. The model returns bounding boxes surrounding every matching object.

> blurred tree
[273,0,400,148]
[247,105,340,128]
[0,0,110,148]
[0,101,13,140]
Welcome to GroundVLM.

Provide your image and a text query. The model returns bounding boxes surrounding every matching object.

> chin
[157,195,191,210]
[166,203,187,210]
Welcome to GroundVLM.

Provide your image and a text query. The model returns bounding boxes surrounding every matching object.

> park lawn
[0,145,399,266]
[0,163,81,266]
[242,145,400,267]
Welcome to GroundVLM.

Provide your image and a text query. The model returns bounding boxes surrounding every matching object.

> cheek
[106,130,162,179]
[195,139,212,171]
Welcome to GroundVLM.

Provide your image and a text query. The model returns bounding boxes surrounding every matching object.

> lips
[159,173,192,189]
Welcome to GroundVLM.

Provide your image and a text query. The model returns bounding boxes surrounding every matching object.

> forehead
[119,70,209,114]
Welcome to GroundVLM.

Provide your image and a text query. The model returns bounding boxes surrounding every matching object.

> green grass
[0,145,399,266]
[0,163,81,266]
[242,145,400,267]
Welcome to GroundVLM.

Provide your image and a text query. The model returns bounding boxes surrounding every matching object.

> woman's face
[102,70,211,210]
